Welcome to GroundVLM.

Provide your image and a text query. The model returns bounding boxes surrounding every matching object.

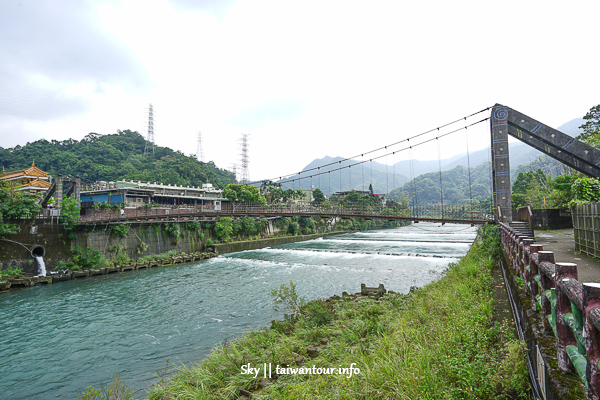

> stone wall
[1,217,343,275]
[0,219,71,274]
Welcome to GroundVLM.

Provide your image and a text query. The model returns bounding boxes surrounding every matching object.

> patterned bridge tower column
[74,176,81,203]
[490,104,512,223]
[55,174,64,208]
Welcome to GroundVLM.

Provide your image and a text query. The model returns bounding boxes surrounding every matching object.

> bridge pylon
[490,104,600,223]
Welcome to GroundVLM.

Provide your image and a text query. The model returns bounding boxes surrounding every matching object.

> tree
[577,104,600,148]
[312,188,326,204]
[260,181,284,203]
[511,169,553,209]
[222,184,266,203]
[569,177,600,207]
[0,182,41,237]
[214,217,233,241]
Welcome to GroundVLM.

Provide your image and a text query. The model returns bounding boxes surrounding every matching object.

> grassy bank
[139,225,530,400]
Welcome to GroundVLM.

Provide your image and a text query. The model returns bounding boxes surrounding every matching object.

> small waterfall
[34,256,47,277]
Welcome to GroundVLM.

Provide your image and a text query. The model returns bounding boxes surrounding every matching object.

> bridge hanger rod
[274,117,489,186]
[249,106,492,185]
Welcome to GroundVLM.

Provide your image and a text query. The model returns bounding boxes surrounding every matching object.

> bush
[107,224,130,239]
[0,265,23,277]
[270,281,306,316]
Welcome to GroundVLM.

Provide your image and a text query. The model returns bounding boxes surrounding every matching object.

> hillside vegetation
[389,163,492,206]
[0,130,236,188]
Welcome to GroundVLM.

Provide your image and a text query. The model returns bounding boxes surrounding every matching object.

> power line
[252,115,490,187]
[248,107,492,185]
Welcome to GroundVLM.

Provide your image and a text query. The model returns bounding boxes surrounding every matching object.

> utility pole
[196,132,205,162]
[239,133,250,184]
[231,163,237,182]
[144,103,155,156]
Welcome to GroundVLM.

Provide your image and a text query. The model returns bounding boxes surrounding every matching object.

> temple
[0,164,52,194]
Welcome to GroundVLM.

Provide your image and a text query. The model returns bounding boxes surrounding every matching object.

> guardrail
[516,205,535,238]
[500,222,600,399]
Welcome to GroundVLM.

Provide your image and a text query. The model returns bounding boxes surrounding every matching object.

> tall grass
[102,225,531,399]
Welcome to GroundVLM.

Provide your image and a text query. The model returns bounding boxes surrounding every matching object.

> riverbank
[106,225,530,399]
[0,231,352,294]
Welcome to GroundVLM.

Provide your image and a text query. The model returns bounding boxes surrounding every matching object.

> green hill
[388,163,492,205]
[0,130,236,188]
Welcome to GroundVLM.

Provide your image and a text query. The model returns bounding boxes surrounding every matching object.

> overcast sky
[1,0,599,182]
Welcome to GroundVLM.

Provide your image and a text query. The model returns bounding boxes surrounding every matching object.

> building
[0,164,52,194]
[80,179,226,210]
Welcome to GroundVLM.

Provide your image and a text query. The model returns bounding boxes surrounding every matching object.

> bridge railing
[500,223,600,398]
[77,202,493,224]
[516,205,535,237]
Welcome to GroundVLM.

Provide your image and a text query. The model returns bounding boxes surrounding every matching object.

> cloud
[224,99,307,129]
[0,0,152,131]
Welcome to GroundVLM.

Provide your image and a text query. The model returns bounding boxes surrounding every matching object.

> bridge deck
[77,204,493,225]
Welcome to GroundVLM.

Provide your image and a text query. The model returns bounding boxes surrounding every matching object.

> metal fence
[572,202,600,258]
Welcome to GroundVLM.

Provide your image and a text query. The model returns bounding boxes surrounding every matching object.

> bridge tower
[490,106,512,223]
[490,104,600,223]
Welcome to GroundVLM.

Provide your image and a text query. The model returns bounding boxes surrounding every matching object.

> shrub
[107,224,130,239]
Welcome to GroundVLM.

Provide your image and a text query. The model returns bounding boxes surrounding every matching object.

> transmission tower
[231,163,237,182]
[196,132,205,162]
[239,133,250,183]
[144,103,155,156]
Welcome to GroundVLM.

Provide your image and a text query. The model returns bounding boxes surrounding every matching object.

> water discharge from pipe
[34,256,47,277]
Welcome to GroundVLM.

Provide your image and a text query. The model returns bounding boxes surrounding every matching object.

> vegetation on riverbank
[135,225,530,399]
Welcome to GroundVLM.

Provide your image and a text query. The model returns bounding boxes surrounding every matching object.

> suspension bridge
[76,104,600,226]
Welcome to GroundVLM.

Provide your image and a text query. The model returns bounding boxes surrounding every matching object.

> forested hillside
[388,163,492,206]
[0,130,236,188]
[280,156,409,195]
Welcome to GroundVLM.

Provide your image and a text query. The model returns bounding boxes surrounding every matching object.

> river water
[0,223,476,399]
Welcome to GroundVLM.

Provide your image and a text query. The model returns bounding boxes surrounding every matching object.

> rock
[72,270,90,278]
[295,355,305,364]
[258,379,270,388]
[360,283,386,299]
[320,338,329,345]
[307,346,321,358]
[239,388,253,398]
[52,273,72,282]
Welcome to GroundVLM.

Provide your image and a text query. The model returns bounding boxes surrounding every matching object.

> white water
[34,256,46,277]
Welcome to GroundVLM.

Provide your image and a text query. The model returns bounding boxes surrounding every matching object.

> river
[0,222,477,399]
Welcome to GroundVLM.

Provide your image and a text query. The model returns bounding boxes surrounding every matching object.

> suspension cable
[264,118,489,186]
[248,107,492,185]
[465,117,474,221]
[437,135,444,221]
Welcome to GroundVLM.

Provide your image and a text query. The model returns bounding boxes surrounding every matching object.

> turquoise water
[0,223,476,399]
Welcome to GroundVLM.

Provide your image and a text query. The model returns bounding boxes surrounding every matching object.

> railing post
[529,244,543,309]
[538,251,556,333]
[522,238,535,294]
[583,283,600,400]
[555,263,579,372]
